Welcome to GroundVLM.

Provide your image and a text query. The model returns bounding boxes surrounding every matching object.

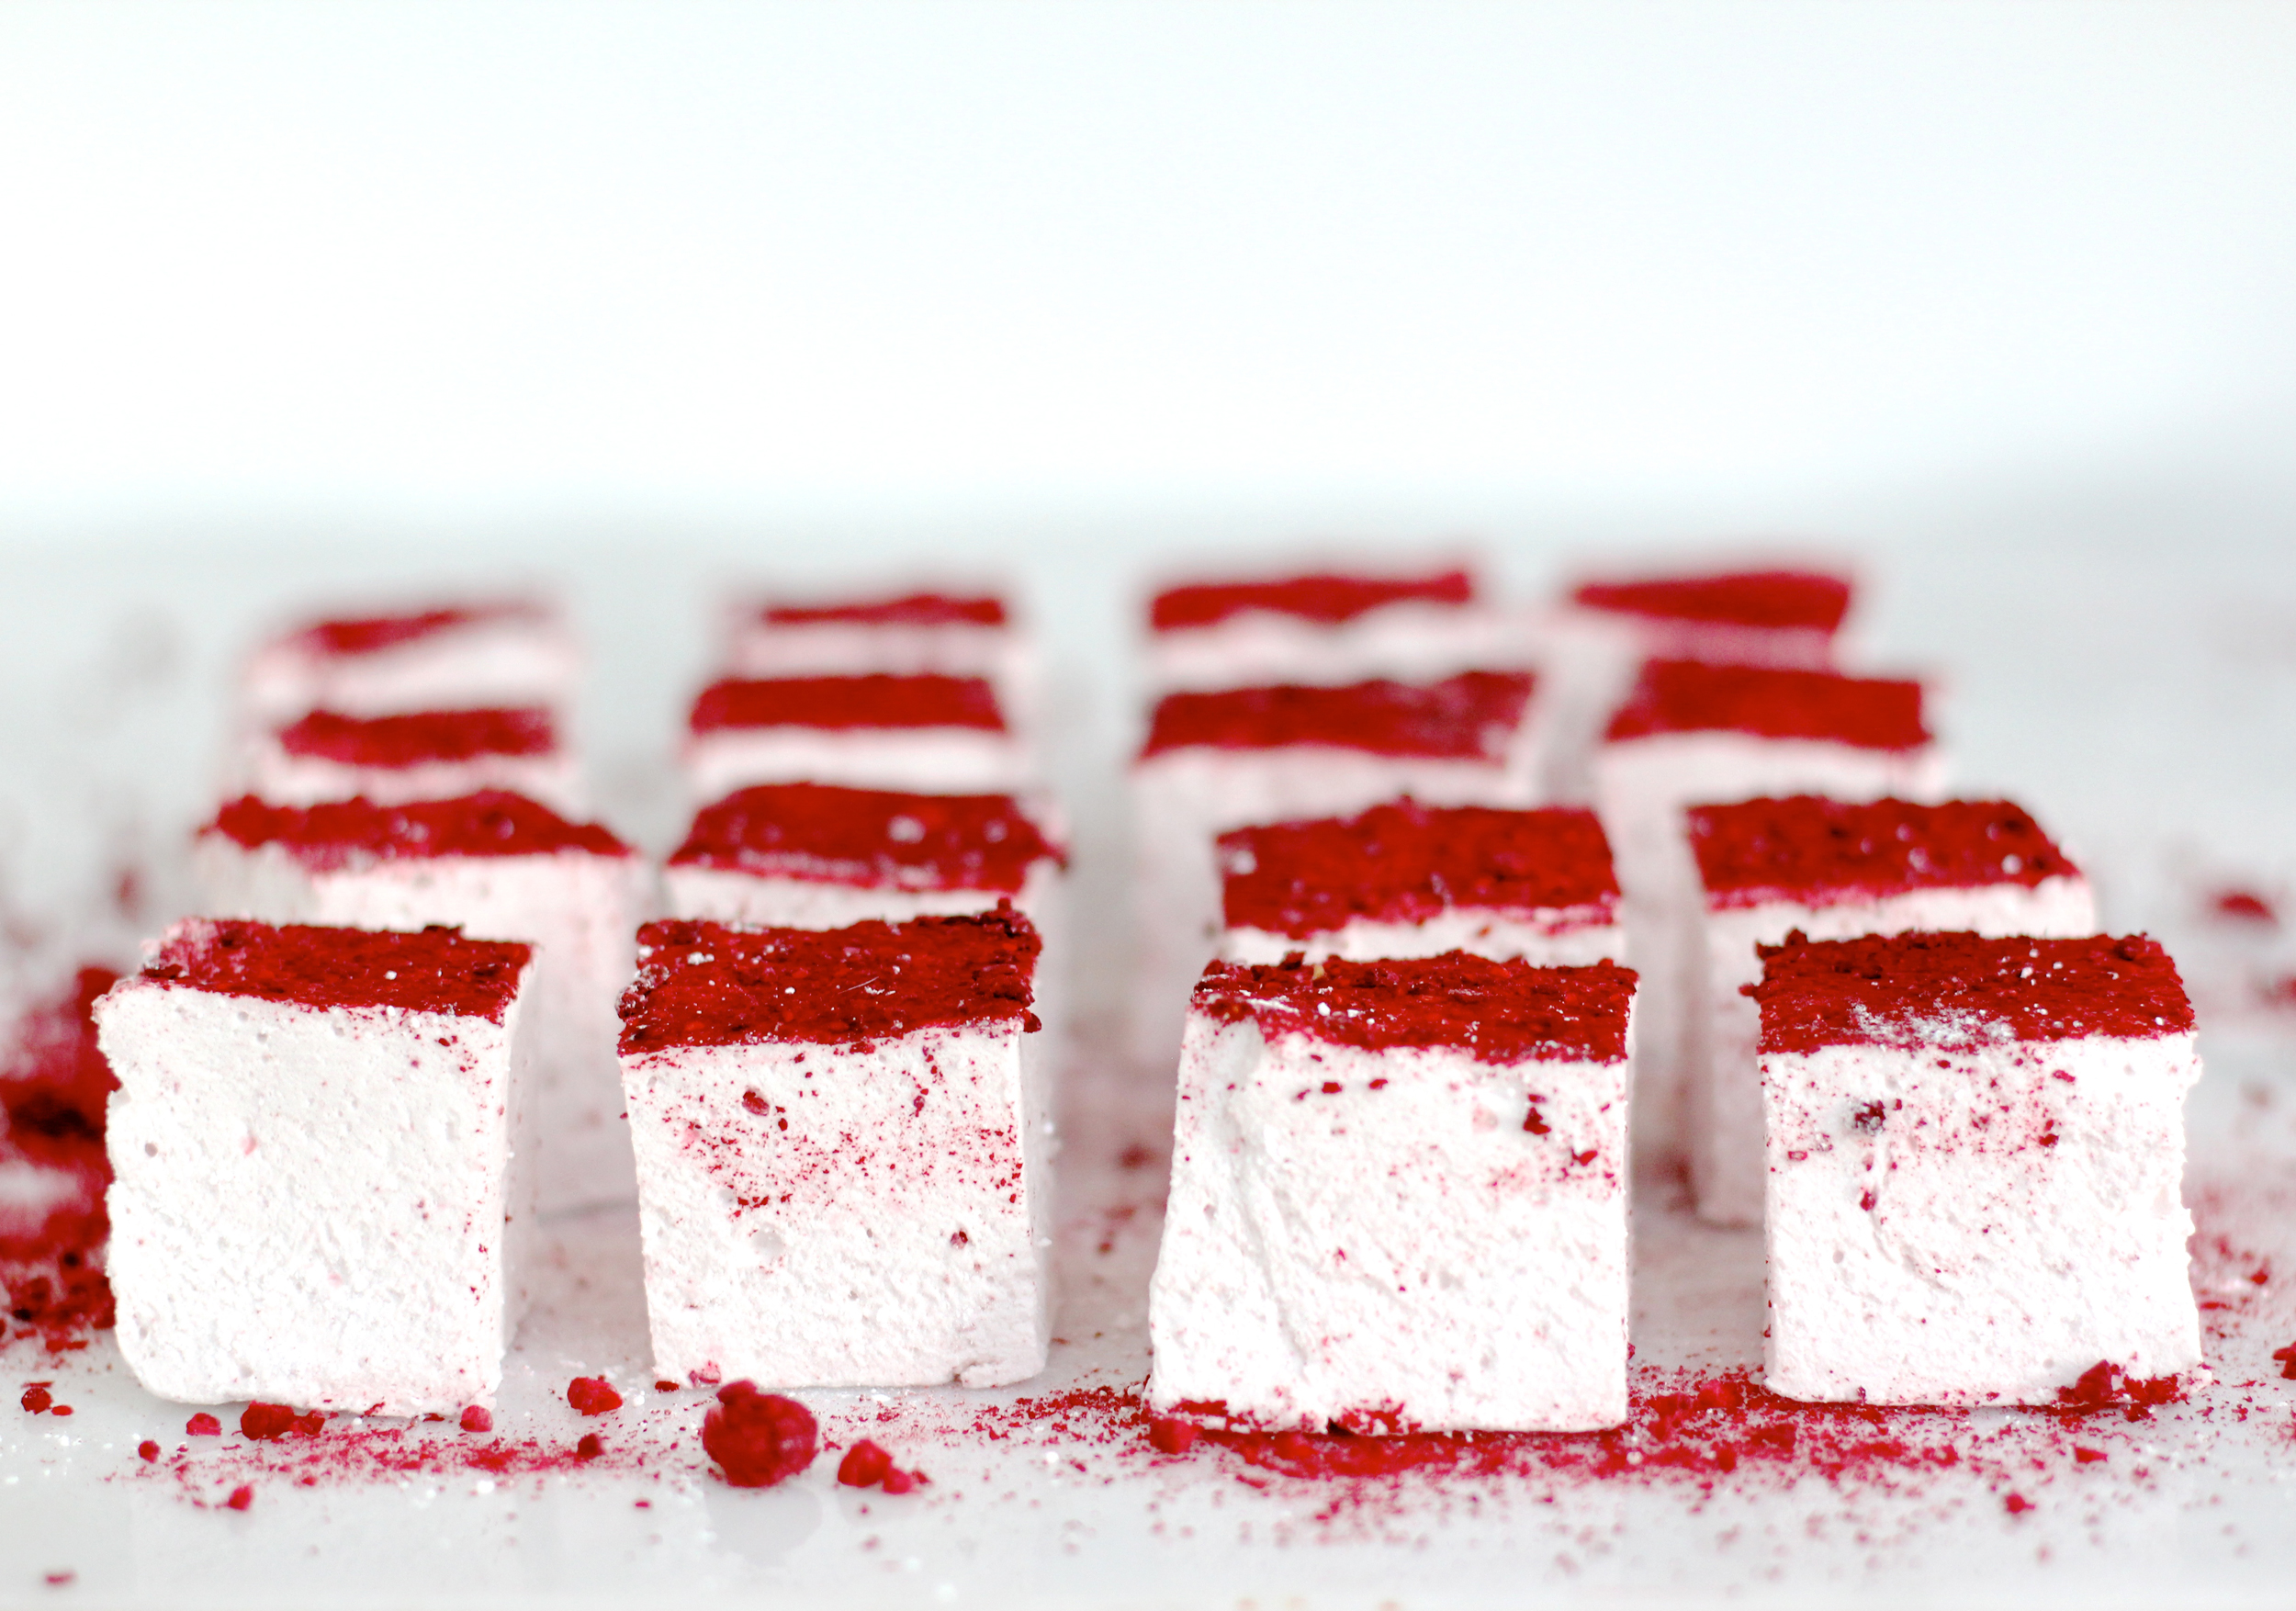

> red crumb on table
[225,1485,253,1511]
[0,965,122,1352]
[1750,931,2192,1053]
[241,1403,325,1440]
[276,707,557,767]
[1142,671,1533,760]
[576,1433,604,1460]
[761,592,1007,628]
[2003,1492,2032,1515]
[568,1377,623,1416]
[287,603,535,659]
[206,792,628,870]
[670,783,1059,895]
[139,1440,160,1461]
[1604,660,1928,750]
[703,1381,818,1488]
[2051,1361,2184,1419]
[688,674,1006,735]
[43,1572,74,1587]
[1151,569,1474,632]
[1690,797,2080,908]
[1193,953,1637,1066]
[2211,888,2279,925]
[186,1414,221,1436]
[50,1404,71,1416]
[459,1406,491,1434]
[1570,569,1852,633]
[618,910,1041,1054]
[1220,802,1617,939]
[135,918,530,1024]
[20,1385,51,1413]
[654,1380,679,1392]
[836,1438,929,1493]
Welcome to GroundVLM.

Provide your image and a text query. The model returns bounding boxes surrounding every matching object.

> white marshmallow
[242,601,579,721]
[241,708,584,814]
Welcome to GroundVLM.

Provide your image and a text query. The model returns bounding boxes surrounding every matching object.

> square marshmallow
[242,706,583,814]
[1752,931,2202,1405]
[1685,797,2097,1226]
[193,792,650,1214]
[722,589,1042,731]
[94,919,536,1415]
[1144,565,1522,693]
[1540,567,1855,798]
[1591,660,1945,1159]
[1148,953,1637,1432]
[1131,670,1548,1066]
[615,911,1051,1389]
[682,673,1031,803]
[241,600,579,721]
[1217,799,1623,968]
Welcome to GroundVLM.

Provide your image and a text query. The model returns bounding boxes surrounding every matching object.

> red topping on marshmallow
[761,591,1007,628]
[1750,931,2192,1054]
[1690,797,2078,909]
[1570,569,1851,633]
[702,1381,817,1487]
[1604,660,1928,749]
[1220,802,1617,938]
[276,707,557,769]
[688,674,1006,735]
[207,792,628,870]
[1142,671,1533,760]
[287,603,538,659]
[1151,569,1475,632]
[1193,953,1637,1065]
[671,783,1058,895]
[617,911,1041,1054]
[136,918,531,1023]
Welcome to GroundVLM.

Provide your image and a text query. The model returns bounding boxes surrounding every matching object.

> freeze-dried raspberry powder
[703,1381,817,1488]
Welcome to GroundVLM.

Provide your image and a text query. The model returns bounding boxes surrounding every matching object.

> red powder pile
[0,966,122,1350]
[1689,796,2080,908]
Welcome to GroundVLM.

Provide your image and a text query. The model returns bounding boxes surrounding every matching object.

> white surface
[619,1018,1051,1391]
[191,838,650,1216]
[1763,1031,2204,1406]
[93,938,536,1417]
[1149,1017,1630,1433]
[1690,875,2099,1226]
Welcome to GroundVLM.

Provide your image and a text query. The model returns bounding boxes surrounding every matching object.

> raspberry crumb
[186,1414,221,1436]
[2003,1492,2032,1515]
[2074,1447,2107,1463]
[1148,1416,1199,1455]
[2271,1343,2296,1380]
[138,1440,160,1462]
[459,1406,492,1434]
[702,1380,817,1488]
[838,1440,895,1488]
[226,1485,254,1511]
[576,1433,604,1460]
[568,1376,623,1416]
[241,1403,324,1440]
[20,1385,51,1414]
[50,1405,72,1417]
[881,1467,921,1494]
[654,1380,680,1393]
[42,1572,73,1587]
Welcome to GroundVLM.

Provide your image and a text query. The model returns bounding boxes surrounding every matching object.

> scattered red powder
[187,1414,221,1436]
[688,674,1006,735]
[1570,569,1852,633]
[1220,802,1617,938]
[1750,931,2193,1053]
[21,1384,51,1413]
[1142,671,1534,760]
[206,792,628,870]
[568,1377,623,1416]
[276,706,557,767]
[761,592,1007,628]
[1604,660,1929,750]
[139,1440,160,1462]
[225,1485,253,1511]
[241,1403,325,1440]
[670,783,1059,895]
[2051,1360,2184,1419]
[287,603,535,659]
[703,1381,818,1488]
[2211,888,2279,925]
[1690,797,2080,908]
[1193,953,1638,1066]
[459,1406,492,1434]
[134,918,531,1024]
[1151,569,1475,632]
[618,910,1042,1054]
[0,965,122,1351]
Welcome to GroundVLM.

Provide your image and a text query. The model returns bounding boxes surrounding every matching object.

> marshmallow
[682,674,1030,803]
[242,600,579,721]
[723,589,1041,731]
[1144,566,1522,692]
[242,706,583,814]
